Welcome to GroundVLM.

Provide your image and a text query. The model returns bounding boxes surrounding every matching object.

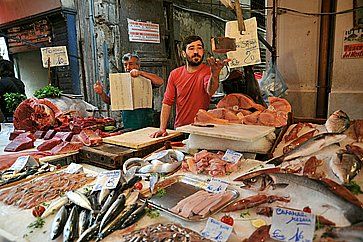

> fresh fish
[325,110,350,133]
[330,151,362,184]
[78,210,90,238]
[66,191,93,210]
[234,170,363,226]
[41,196,69,218]
[89,192,100,211]
[77,222,99,242]
[99,194,126,231]
[268,133,347,165]
[63,206,79,242]
[321,222,363,242]
[98,187,110,205]
[50,205,68,240]
[120,202,147,229]
[126,191,139,206]
[95,190,116,222]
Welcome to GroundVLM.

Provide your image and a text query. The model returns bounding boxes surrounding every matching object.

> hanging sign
[127,19,160,43]
[342,27,363,59]
[41,46,69,67]
[225,17,261,68]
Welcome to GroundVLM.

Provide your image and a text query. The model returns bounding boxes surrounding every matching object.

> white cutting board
[176,124,275,142]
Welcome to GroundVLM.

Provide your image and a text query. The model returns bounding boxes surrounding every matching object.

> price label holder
[10,156,38,172]
[222,149,243,163]
[269,207,316,242]
[206,178,229,193]
[201,217,233,242]
[64,163,83,174]
[92,170,121,192]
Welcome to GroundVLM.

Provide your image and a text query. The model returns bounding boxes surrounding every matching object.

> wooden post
[234,0,245,34]
[47,57,51,85]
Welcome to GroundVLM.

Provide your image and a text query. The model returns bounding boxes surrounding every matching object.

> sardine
[325,110,350,133]
[41,196,69,218]
[78,210,90,238]
[330,151,361,184]
[63,206,79,242]
[99,194,126,231]
[66,191,93,210]
[50,205,68,240]
[77,222,99,242]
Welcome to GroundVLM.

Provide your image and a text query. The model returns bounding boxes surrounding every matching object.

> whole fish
[330,151,361,184]
[66,191,93,210]
[77,222,100,242]
[41,196,68,219]
[50,205,68,240]
[234,171,363,226]
[99,194,126,231]
[321,222,363,242]
[63,206,79,242]
[95,190,116,222]
[78,210,90,238]
[119,202,147,229]
[325,110,350,133]
[89,192,100,211]
[98,188,110,205]
[268,133,347,165]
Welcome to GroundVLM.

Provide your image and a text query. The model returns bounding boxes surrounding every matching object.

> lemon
[104,125,116,131]
[251,218,266,228]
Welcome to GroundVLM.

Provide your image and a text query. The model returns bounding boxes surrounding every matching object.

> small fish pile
[170,190,234,219]
[182,150,241,176]
[0,172,94,209]
[118,223,211,242]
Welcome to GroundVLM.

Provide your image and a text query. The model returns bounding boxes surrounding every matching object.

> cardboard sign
[225,17,261,68]
[222,149,243,163]
[128,19,160,43]
[269,207,316,242]
[109,73,152,110]
[206,178,229,193]
[41,46,69,67]
[201,217,233,242]
[92,170,121,191]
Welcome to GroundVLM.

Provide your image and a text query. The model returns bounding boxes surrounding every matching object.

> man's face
[183,40,204,66]
[123,57,140,72]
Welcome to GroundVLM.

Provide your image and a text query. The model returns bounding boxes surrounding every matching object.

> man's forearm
[160,104,172,130]
[140,71,164,87]
[207,74,220,96]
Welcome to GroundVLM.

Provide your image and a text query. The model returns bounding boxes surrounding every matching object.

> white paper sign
[201,217,233,242]
[64,163,83,174]
[127,19,160,43]
[41,46,69,67]
[225,17,261,68]
[10,156,31,171]
[222,149,243,163]
[206,178,229,193]
[269,207,316,242]
[92,170,121,191]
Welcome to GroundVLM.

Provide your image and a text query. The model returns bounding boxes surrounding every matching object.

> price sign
[64,163,83,174]
[10,156,34,171]
[222,149,243,163]
[92,170,121,191]
[201,217,233,242]
[269,207,316,242]
[41,46,69,67]
[206,178,229,193]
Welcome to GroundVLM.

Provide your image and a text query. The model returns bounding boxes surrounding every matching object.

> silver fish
[66,191,93,210]
[120,202,147,229]
[50,205,68,240]
[77,222,99,242]
[41,196,69,219]
[325,110,350,133]
[95,190,116,223]
[321,222,363,242]
[330,151,362,184]
[64,206,79,242]
[98,187,110,205]
[78,210,90,238]
[99,194,126,231]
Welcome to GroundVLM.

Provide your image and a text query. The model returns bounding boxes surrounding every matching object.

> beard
[186,53,204,66]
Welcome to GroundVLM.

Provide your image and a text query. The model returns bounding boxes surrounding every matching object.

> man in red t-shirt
[151,35,229,138]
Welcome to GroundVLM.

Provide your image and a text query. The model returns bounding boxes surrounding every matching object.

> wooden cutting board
[102,127,182,149]
[176,124,274,142]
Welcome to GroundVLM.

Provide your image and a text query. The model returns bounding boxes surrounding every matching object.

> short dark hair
[0,59,15,78]
[182,36,204,51]
[122,53,141,65]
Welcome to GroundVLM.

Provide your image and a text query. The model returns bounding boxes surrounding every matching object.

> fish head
[325,110,350,133]
[242,174,276,191]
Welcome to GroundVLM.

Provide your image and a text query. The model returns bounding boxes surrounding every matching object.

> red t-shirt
[163,64,211,128]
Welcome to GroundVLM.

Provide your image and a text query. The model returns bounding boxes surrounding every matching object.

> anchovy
[99,194,126,231]
[41,196,69,219]
[50,205,68,240]
[63,206,79,242]
[66,191,93,210]
[78,210,90,238]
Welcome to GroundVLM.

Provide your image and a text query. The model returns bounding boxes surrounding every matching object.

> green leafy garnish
[34,85,62,99]
[156,188,166,198]
[145,207,160,218]
[4,92,27,112]
[344,181,363,195]
[240,210,250,218]
[23,217,45,238]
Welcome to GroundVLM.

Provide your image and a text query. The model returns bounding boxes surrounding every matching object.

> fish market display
[118,223,211,242]
[0,172,94,209]
[0,151,50,171]
[325,110,350,133]
[170,190,234,218]
[181,150,241,176]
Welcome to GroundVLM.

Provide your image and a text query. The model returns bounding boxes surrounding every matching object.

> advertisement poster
[342,27,363,59]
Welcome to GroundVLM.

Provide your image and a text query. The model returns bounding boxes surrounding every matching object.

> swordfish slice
[170,190,206,214]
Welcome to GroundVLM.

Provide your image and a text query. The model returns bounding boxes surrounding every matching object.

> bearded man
[151,35,229,138]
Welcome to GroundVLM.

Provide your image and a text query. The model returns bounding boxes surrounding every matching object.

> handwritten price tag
[92,170,121,191]
[201,217,233,242]
[206,178,229,193]
[64,163,83,174]
[222,149,243,163]
[41,46,69,68]
[269,207,315,242]
[10,156,34,171]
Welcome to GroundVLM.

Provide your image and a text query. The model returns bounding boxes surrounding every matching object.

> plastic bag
[259,63,288,104]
